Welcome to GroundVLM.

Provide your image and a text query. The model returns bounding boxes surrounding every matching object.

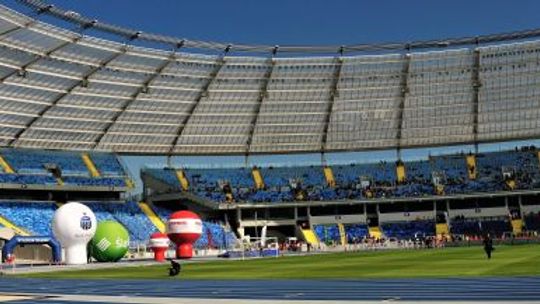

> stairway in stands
[338,223,347,246]
[323,166,336,187]
[138,202,166,233]
[81,153,100,177]
[175,169,190,191]
[466,154,477,179]
[511,219,523,234]
[300,227,319,246]
[368,226,383,239]
[396,162,406,183]
[0,155,14,173]
[436,223,450,237]
[0,215,29,236]
[252,167,265,189]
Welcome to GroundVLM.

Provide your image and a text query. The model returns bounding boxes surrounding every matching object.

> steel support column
[0,36,83,83]
[321,56,344,155]
[246,57,275,154]
[472,49,481,154]
[396,53,411,160]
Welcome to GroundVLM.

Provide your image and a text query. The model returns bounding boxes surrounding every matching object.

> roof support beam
[0,4,52,38]
[168,51,228,155]
[245,58,275,154]
[0,36,82,82]
[396,53,411,160]
[472,49,481,154]
[0,5,94,82]
[0,12,96,80]
[0,24,23,37]
[8,46,130,147]
[92,45,181,149]
[320,56,344,153]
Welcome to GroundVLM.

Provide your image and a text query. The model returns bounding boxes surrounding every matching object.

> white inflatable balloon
[52,202,96,265]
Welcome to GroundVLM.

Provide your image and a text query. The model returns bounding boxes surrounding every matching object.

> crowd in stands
[146,148,540,204]
[0,149,128,188]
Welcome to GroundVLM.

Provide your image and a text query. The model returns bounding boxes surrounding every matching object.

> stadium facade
[0,0,539,251]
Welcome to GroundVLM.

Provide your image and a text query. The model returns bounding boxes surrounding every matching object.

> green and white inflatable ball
[89,221,129,262]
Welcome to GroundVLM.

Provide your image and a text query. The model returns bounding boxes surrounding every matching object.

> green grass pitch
[18,244,540,280]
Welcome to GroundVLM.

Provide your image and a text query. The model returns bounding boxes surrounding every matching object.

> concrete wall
[448,207,508,218]
[379,211,435,223]
[310,214,366,225]
[241,219,296,227]
[522,204,540,214]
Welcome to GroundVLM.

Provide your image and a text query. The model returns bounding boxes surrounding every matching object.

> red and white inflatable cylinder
[149,232,170,262]
[167,211,202,259]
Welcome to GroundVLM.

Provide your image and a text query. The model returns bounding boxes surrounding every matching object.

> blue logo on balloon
[80,215,92,230]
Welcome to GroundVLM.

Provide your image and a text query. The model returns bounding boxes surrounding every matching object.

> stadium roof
[0,1,539,155]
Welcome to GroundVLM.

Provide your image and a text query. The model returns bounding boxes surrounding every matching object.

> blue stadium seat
[0,173,57,185]
[381,220,435,240]
[89,153,126,177]
[142,204,236,250]
[147,150,540,204]
[344,224,369,242]
[144,169,181,190]
[1,149,88,176]
[0,149,128,189]
[0,201,57,235]
[524,212,540,232]
[314,224,340,244]
[63,176,126,187]
[450,217,512,238]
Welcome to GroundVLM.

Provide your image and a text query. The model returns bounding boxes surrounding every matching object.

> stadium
[0,0,538,303]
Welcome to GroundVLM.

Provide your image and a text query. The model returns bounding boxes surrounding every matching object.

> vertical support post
[363,203,367,218]
[246,56,275,154]
[472,49,481,154]
[518,195,524,220]
[396,53,411,160]
[321,56,344,152]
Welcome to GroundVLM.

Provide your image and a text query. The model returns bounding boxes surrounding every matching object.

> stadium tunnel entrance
[242,225,296,243]
[2,236,61,263]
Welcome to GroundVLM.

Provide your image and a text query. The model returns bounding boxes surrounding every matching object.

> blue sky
[12,0,540,49]
[7,0,540,193]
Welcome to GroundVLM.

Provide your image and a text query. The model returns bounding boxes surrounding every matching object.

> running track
[0,277,539,303]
